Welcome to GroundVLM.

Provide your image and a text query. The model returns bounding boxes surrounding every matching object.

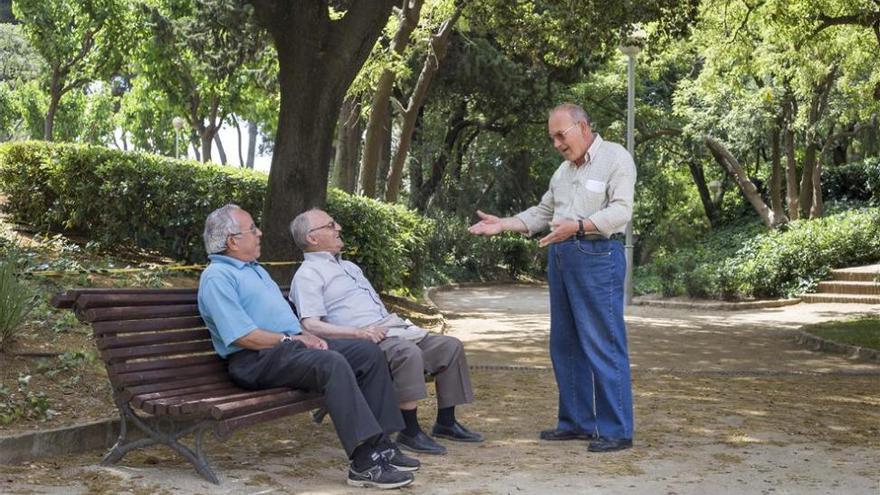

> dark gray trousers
[227,338,404,456]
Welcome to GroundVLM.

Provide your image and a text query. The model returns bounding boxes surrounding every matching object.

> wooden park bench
[52,287,323,484]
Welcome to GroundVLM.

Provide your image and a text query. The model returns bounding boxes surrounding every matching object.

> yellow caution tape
[23,260,301,277]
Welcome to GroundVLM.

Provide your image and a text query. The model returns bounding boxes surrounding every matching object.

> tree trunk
[769,119,786,223]
[413,101,468,212]
[44,72,63,141]
[783,97,799,221]
[375,110,392,198]
[190,135,201,161]
[231,114,245,167]
[332,95,362,192]
[213,133,228,165]
[704,135,779,228]
[252,0,397,263]
[687,159,721,227]
[246,120,257,169]
[360,0,425,198]
[385,7,462,203]
[800,67,837,218]
[200,130,214,163]
[360,70,394,197]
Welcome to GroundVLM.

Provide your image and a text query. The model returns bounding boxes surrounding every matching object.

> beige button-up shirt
[515,134,636,237]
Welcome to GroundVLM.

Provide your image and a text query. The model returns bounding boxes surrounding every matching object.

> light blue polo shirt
[198,254,301,358]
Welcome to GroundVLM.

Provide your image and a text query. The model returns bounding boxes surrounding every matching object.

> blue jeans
[547,238,633,440]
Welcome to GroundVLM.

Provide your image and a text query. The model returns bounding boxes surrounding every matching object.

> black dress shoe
[539,428,595,441]
[587,437,633,452]
[396,430,447,455]
[431,421,484,443]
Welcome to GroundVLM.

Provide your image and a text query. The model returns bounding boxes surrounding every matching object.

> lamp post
[619,29,645,306]
[172,117,185,159]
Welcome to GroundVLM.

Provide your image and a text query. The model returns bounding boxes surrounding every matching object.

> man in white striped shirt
[468,103,635,453]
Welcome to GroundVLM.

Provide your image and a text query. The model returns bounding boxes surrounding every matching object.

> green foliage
[422,211,545,285]
[0,374,55,425]
[822,157,880,206]
[646,208,880,299]
[326,188,434,293]
[0,261,34,351]
[0,141,264,263]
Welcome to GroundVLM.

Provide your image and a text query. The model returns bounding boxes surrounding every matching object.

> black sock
[437,406,455,427]
[351,435,381,470]
[401,408,421,436]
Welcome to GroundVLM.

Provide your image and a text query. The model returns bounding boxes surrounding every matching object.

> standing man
[197,204,418,489]
[289,208,482,456]
[468,103,635,452]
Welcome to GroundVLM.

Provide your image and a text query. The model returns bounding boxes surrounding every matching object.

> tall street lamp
[172,117,185,159]
[619,28,645,306]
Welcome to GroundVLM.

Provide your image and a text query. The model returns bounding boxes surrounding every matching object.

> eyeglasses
[229,225,259,237]
[308,220,338,233]
[549,123,579,142]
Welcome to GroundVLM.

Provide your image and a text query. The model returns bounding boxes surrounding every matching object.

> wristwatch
[280,334,294,344]
[577,219,585,236]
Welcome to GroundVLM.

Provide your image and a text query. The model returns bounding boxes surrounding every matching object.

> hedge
[647,208,880,299]
[0,141,432,291]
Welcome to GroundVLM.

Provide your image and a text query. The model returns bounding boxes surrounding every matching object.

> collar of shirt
[207,253,260,269]
[568,134,604,168]
[303,251,341,264]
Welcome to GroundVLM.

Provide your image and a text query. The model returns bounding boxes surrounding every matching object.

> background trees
[0,0,877,277]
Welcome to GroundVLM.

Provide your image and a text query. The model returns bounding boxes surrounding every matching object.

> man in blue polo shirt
[197,204,417,489]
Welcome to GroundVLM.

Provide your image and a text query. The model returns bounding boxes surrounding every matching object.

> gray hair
[551,103,591,125]
[203,204,241,255]
[290,208,319,251]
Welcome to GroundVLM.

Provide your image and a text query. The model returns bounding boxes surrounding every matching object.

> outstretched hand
[468,210,505,236]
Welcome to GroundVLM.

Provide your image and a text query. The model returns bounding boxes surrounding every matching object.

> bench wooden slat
[108,354,220,375]
[113,361,227,388]
[209,390,316,420]
[216,395,324,437]
[142,386,252,415]
[51,288,200,309]
[102,340,215,362]
[122,374,232,401]
[78,293,199,310]
[176,388,293,415]
[93,316,207,337]
[83,304,200,323]
[97,328,211,350]
[131,381,241,409]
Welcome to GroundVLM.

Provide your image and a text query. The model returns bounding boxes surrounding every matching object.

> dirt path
[3,284,879,494]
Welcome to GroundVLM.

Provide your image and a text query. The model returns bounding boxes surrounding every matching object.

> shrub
[0,141,264,263]
[644,208,880,299]
[422,211,545,285]
[0,261,34,351]
[822,159,878,204]
[326,189,433,293]
[1,141,535,293]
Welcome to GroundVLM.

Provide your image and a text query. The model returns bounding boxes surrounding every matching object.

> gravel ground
[3,284,879,494]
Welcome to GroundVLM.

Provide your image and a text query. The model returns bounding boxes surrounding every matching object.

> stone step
[831,266,880,282]
[799,293,880,304]
[817,281,880,295]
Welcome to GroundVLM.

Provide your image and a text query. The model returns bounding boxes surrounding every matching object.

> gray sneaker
[347,453,414,489]
[382,444,420,472]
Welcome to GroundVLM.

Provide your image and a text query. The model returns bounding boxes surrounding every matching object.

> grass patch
[806,318,880,351]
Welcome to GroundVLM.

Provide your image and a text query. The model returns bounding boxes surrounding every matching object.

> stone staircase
[800,264,880,304]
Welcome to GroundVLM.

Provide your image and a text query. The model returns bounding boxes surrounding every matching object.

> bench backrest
[72,290,230,402]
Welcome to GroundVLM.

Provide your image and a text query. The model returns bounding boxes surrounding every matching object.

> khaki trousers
[378,332,474,409]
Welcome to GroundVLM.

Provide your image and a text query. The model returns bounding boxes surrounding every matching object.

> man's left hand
[295,333,328,350]
[539,219,579,247]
